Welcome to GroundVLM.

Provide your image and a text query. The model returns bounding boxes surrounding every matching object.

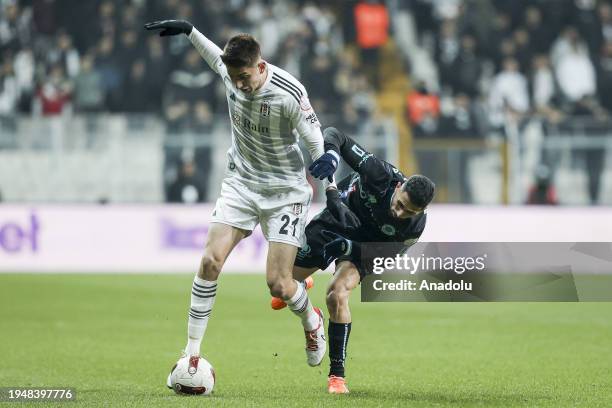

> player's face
[390,182,424,219]
[227,61,266,94]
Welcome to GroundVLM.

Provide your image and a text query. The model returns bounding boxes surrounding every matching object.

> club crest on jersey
[381,224,396,236]
[260,99,271,117]
[292,203,303,215]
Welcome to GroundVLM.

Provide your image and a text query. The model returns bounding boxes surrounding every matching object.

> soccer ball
[169,356,215,395]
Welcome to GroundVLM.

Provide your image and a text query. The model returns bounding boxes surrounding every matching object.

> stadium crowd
[400,0,611,204]
[0,0,371,121]
[1,0,610,203]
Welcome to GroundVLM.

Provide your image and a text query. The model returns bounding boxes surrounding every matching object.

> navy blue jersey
[324,127,427,244]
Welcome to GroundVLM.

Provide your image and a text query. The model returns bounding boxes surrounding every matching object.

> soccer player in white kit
[145,19,348,375]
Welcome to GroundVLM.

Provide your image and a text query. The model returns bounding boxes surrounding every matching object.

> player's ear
[258,61,266,74]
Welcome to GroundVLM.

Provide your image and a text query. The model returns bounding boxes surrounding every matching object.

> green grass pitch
[1,273,611,407]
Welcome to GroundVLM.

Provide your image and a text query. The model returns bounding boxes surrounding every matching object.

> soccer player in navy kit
[273,127,435,393]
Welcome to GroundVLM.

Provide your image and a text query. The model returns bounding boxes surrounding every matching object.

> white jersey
[188,29,325,190]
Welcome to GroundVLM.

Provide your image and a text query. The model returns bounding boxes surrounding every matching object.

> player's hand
[326,189,361,229]
[144,20,193,36]
[309,151,339,182]
[321,230,352,264]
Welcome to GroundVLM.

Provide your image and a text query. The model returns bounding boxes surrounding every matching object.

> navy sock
[328,321,351,378]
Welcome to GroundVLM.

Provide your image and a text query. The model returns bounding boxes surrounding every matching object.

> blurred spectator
[406,81,440,137]
[95,36,121,104]
[115,59,152,112]
[167,159,208,203]
[584,144,605,205]
[73,54,105,112]
[439,94,481,203]
[0,57,19,115]
[526,165,558,205]
[531,54,564,124]
[354,0,389,88]
[164,99,189,133]
[513,28,533,72]
[116,30,142,71]
[163,48,216,193]
[1,2,30,51]
[597,40,612,113]
[338,99,360,135]
[450,33,482,97]
[439,94,479,137]
[303,54,339,114]
[523,6,551,54]
[249,3,281,60]
[13,47,35,112]
[349,72,376,119]
[554,35,597,105]
[494,37,518,72]
[34,65,72,116]
[97,1,117,40]
[485,11,512,62]
[573,0,600,57]
[435,19,460,91]
[165,49,216,122]
[488,58,530,128]
[145,35,170,111]
[550,26,588,67]
[431,0,463,21]
[47,30,80,79]
[594,2,612,54]
[275,31,305,78]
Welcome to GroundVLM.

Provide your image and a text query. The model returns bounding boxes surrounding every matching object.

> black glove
[321,230,352,264]
[309,151,339,182]
[326,189,361,229]
[144,20,193,36]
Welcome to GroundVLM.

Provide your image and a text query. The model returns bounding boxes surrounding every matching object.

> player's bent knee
[326,288,349,313]
[267,279,293,299]
[199,254,223,280]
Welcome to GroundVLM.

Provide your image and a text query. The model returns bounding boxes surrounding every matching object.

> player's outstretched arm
[144,19,224,75]
[319,126,392,191]
[144,20,193,36]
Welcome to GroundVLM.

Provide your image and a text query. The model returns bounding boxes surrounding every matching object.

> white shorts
[211,175,313,247]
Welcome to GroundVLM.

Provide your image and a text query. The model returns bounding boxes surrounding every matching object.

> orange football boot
[327,376,349,394]
[270,276,314,310]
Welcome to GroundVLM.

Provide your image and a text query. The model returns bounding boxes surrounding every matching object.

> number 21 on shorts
[279,215,299,237]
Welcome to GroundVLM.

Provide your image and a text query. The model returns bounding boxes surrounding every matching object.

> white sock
[286,280,319,331]
[185,276,217,356]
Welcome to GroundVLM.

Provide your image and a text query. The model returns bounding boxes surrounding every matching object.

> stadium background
[1,1,611,406]
[1,0,612,205]
[2,0,612,271]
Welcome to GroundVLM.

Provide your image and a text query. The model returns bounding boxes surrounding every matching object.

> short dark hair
[221,34,261,68]
[403,174,435,208]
